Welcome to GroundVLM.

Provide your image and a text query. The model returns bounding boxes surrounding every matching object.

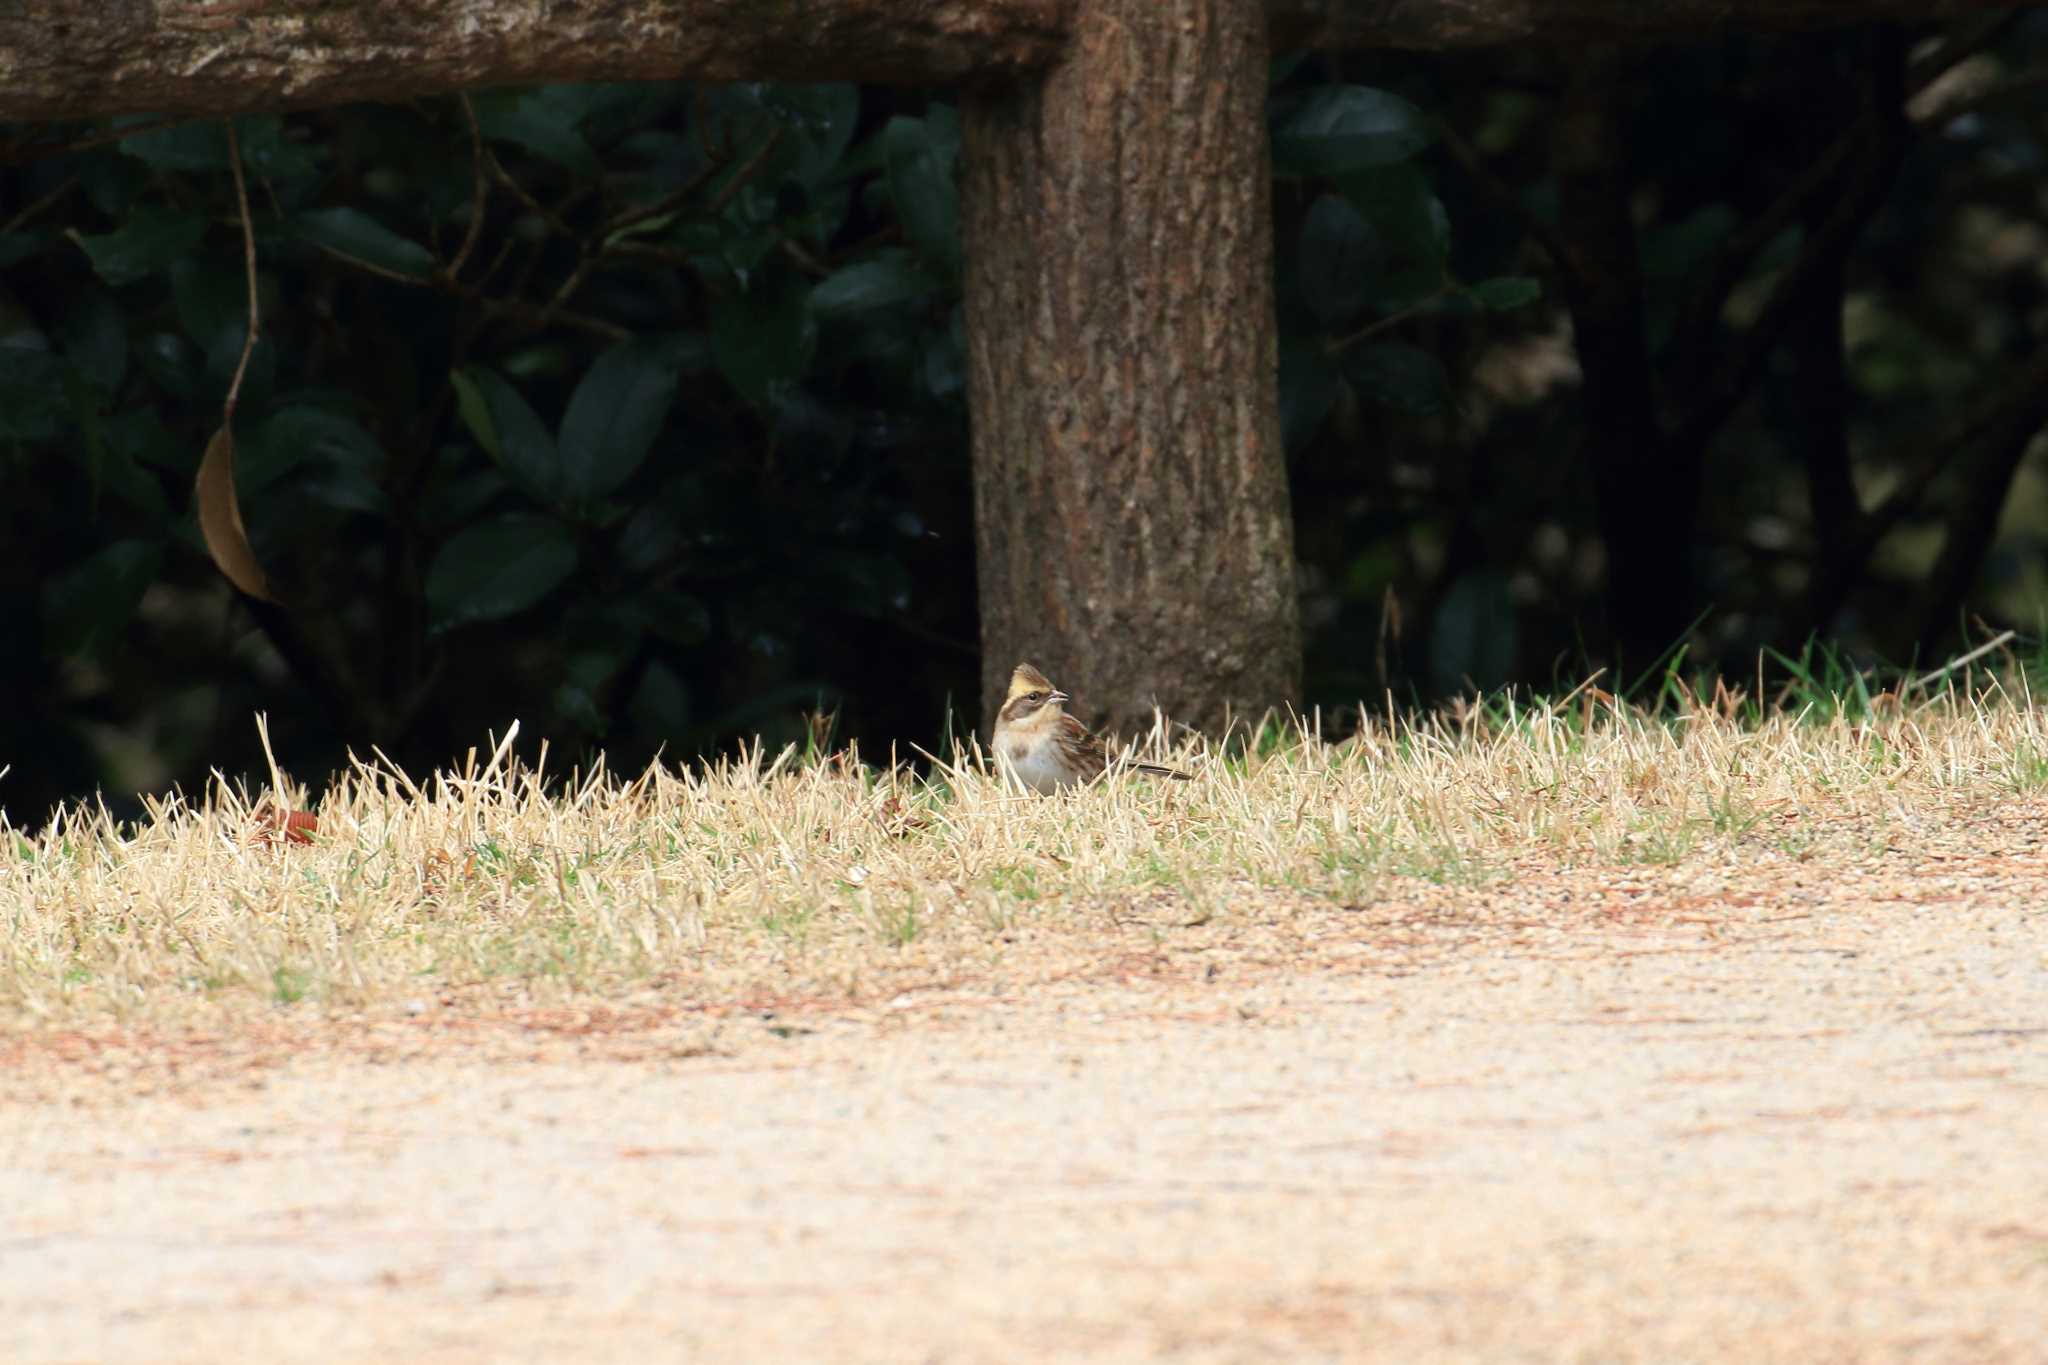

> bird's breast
[1001,739,1071,795]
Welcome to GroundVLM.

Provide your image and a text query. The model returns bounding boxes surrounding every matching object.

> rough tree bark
[959,0,1298,737]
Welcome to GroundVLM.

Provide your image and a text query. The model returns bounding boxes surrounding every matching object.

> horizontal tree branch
[0,0,2024,123]
[0,0,1072,122]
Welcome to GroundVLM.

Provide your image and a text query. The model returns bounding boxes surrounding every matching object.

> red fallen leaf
[251,804,318,846]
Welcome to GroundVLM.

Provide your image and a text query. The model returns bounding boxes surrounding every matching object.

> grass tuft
[2,678,2044,1026]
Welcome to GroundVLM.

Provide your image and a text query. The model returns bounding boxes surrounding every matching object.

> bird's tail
[1130,762,1191,781]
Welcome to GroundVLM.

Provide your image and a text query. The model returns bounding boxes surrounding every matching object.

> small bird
[991,662,1190,794]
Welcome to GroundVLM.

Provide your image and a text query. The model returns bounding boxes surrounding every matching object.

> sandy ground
[5,847,2047,1363]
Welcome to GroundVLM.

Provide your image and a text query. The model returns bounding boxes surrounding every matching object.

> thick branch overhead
[0,0,1074,122]
[0,0,2023,122]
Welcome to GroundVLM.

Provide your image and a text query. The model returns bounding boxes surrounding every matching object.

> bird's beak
[1049,689,1070,705]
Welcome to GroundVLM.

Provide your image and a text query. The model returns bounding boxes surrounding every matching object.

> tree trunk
[960,0,1299,739]
[1551,51,1692,675]
[1899,344,2048,656]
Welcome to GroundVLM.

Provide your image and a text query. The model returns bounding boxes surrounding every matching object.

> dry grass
[6,682,2048,1029]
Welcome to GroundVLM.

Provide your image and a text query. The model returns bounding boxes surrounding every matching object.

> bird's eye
[1028,691,1044,702]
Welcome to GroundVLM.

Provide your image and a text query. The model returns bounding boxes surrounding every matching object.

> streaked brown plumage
[991,662,1189,794]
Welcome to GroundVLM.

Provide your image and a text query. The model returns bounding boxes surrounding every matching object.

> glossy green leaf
[473,93,603,177]
[711,275,816,408]
[426,514,579,631]
[118,121,229,171]
[1279,338,1338,451]
[1344,164,1449,272]
[71,206,208,287]
[244,406,385,496]
[449,370,500,461]
[547,84,680,149]
[883,116,961,276]
[75,396,171,522]
[294,207,436,280]
[811,252,936,317]
[134,332,204,403]
[172,259,249,355]
[924,103,962,161]
[1298,195,1382,326]
[426,470,512,532]
[450,366,561,502]
[201,331,273,406]
[1274,86,1431,177]
[615,477,699,577]
[773,83,863,187]
[235,116,325,188]
[118,115,312,180]
[559,340,683,505]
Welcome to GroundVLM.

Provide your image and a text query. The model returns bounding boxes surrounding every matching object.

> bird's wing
[1086,718,1190,781]
[1060,716,1189,782]
[1055,714,1110,780]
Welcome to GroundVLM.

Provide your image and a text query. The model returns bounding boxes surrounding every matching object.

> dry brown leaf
[250,803,318,847]
[195,426,274,602]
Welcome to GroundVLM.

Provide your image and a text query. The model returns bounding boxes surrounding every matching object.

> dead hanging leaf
[195,425,274,601]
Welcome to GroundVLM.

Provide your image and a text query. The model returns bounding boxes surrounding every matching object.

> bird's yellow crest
[1006,662,1055,702]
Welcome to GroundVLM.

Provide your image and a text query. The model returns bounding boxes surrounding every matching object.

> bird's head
[999,662,1070,728]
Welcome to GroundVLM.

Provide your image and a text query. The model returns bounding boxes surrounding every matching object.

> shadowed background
[3,19,2046,823]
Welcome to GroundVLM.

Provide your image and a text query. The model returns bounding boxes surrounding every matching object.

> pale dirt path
[5,857,2047,1363]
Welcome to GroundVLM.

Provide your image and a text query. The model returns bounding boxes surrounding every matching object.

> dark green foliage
[2,84,982,820]
[1272,86,1432,177]
[881,111,962,278]
[1275,28,2048,712]
[1342,343,1454,417]
[425,515,580,631]
[71,206,208,286]
[292,207,437,279]
[2,21,2043,822]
